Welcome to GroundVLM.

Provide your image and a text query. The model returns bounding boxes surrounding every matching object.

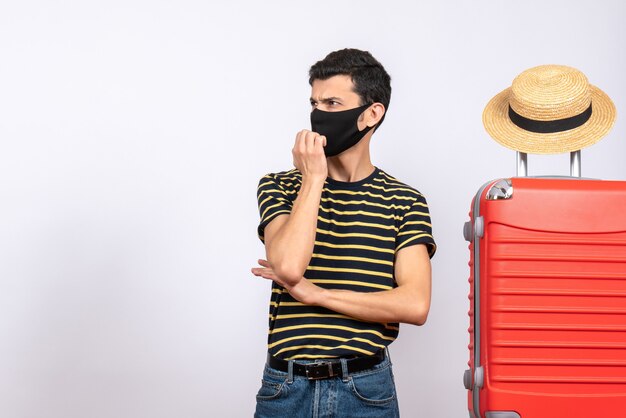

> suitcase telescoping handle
[516,150,582,177]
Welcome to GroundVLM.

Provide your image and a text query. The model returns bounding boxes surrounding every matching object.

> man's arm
[253,243,432,326]
[262,130,327,286]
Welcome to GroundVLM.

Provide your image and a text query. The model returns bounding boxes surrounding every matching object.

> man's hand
[251,259,324,305]
[292,130,328,180]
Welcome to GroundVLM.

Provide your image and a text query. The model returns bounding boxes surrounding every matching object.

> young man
[252,48,436,418]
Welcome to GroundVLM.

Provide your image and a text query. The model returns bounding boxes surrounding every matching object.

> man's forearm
[266,175,325,284]
[256,245,432,326]
[317,286,430,326]
[284,278,430,326]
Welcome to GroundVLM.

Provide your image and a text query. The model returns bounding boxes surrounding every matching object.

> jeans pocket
[256,369,288,401]
[348,367,396,406]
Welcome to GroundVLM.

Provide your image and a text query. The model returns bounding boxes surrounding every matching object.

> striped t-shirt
[256,166,436,360]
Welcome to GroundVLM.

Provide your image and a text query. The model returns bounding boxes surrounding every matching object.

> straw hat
[483,65,616,154]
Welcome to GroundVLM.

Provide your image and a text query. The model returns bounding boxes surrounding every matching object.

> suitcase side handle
[516,150,582,177]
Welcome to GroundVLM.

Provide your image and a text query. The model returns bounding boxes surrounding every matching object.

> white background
[1,1,625,417]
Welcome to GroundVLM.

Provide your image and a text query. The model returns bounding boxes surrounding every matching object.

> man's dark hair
[309,48,392,127]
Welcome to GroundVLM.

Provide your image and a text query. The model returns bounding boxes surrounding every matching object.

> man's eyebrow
[310,96,343,104]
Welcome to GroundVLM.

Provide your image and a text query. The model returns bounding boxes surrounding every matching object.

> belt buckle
[305,362,336,380]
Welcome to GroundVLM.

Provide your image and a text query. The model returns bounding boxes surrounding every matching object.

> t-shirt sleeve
[395,195,437,258]
[256,174,293,244]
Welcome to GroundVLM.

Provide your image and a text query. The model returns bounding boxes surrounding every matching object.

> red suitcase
[464,152,626,418]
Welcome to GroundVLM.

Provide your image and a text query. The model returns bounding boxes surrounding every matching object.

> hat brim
[482,85,616,154]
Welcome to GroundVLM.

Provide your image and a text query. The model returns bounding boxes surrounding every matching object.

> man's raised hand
[292,130,328,180]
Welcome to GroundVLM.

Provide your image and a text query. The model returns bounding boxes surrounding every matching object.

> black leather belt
[268,349,386,380]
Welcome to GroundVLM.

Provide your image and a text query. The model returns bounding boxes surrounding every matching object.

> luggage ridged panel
[487,224,626,395]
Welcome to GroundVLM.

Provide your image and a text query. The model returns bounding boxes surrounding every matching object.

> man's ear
[362,103,386,128]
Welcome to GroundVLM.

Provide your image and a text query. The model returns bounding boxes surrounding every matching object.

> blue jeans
[254,349,400,418]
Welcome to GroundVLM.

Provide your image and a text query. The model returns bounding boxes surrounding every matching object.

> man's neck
[326,138,375,183]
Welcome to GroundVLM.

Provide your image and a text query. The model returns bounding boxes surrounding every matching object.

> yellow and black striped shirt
[256,166,436,360]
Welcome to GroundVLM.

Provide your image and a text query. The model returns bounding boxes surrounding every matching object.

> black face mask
[310,103,376,157]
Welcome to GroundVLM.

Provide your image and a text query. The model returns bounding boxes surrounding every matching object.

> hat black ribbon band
[508,103,593,134]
